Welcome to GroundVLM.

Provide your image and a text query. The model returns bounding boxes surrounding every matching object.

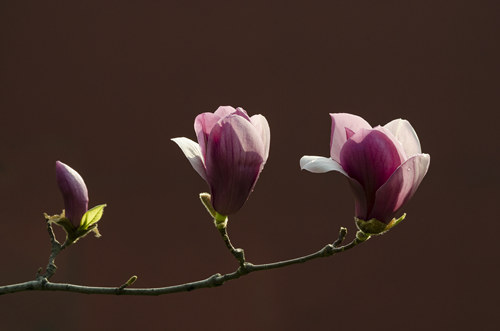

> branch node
[36,267,43,279]
[208,273,224,287]
[118,275,138,290]
[333,227,348,247]
[238,262,254,275]
[234,248,246,266]
[322,244,334,256]
[39,277,48,289]
[355,230,371,242]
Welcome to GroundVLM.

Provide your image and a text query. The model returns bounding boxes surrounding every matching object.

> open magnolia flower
[172,106,270,217]
[300,113,430,234]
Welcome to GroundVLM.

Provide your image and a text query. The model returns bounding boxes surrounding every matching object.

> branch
[0,226,370,296]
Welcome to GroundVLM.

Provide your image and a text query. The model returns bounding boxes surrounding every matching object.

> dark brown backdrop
[1,1,498,330]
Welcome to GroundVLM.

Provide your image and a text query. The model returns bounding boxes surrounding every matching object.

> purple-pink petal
[374,126,408,161]
[194,112,223,158]
[205,115,266,215]
[195,107,252,157]
[213,106,237,118]
[346,176,369,221]
[340,128,404,215]
[370,154,430,223]
[234,107,252,121]
[55,161,89,227]
[384,119,422,158]
[330,113,371,163]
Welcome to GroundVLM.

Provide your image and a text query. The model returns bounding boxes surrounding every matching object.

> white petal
[171,137,207,181]
[299,155,347,176]
[250,114,271,162]
[384,119,422,157]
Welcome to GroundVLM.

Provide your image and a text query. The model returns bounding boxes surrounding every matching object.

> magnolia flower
[172,106,270,216]
[56,160,89,227]
[300,113,430,234]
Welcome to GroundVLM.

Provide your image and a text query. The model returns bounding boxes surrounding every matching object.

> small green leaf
[79,204,107,231]
[354,213,407,235]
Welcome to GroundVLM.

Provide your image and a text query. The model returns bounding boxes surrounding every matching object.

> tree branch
[0,226,370,296]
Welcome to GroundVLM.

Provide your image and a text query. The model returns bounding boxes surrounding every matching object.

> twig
[218,226,246,267]
[40,221,66,280]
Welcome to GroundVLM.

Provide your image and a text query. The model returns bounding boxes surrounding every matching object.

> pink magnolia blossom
[300,113,430,233]
[172,106,270,216]
[55,161,89,227]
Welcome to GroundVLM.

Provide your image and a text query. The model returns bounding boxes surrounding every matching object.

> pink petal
[370,153,430,223]
[205,115,266,215]
[345,127,355,140]
[213,106,237,118]
[171,137,207,181]
[329,113,372,163]
[373,126,408,161]
[250,114,271,162]
[384,119,422,158]
[194,112,222,158]
[234,107,252,121]
[195,107,248,157]
[340,128,404,215]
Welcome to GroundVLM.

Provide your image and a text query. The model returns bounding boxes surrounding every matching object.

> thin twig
[41,222,65,280]
[333,227,348,247]
[218,226,246,267]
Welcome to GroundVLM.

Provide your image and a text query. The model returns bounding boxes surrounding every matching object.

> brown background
[0,1,498,330]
